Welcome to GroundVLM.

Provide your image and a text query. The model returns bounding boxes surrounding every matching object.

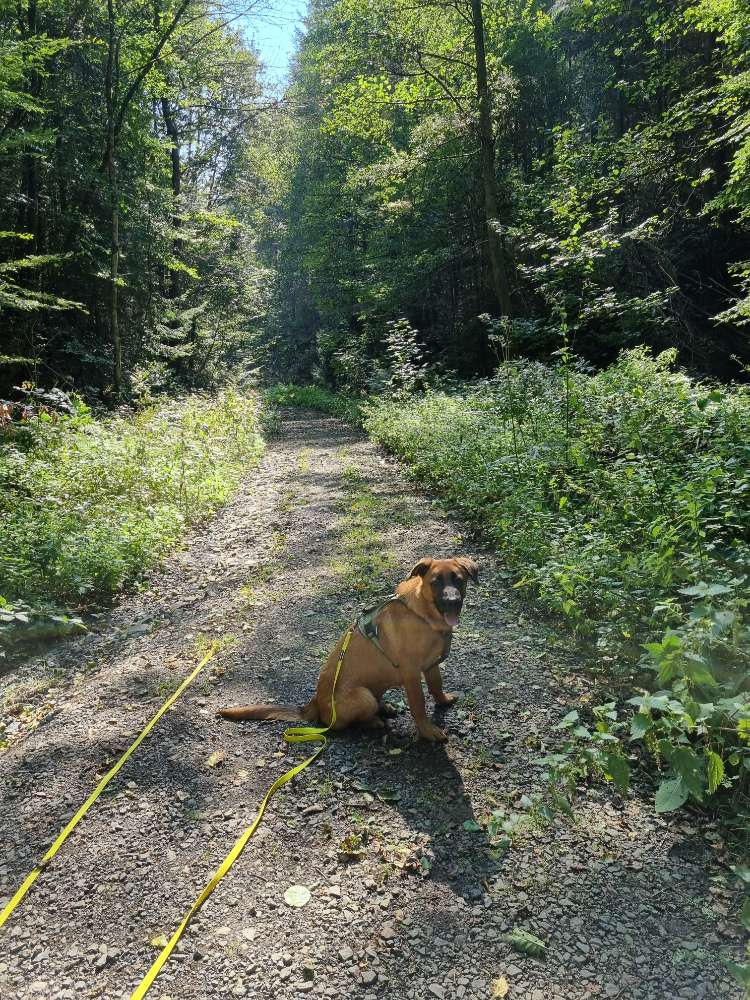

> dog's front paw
[436,691,459,706]
[418,722,448,742]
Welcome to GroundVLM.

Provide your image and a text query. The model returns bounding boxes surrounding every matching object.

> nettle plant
[633,573,750,818]
[383,318,429,396]
[538,575,750,818]
[364,347,750,821]
[540,690,749,816]
[536,703,630,817]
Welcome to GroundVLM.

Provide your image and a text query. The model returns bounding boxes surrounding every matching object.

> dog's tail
[217,698,318,723]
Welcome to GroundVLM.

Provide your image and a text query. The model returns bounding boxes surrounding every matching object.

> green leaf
[655,776,689,813]
[463,819,482,832]
[740,897,750,932]
[665,746,704,797]
[552,792,573,817]
[603,751,630,794]
[678,582,732,597]
[723,958,750,988]
[554,710,579,730]
[706,751,724,794]
[682,653,718,689]
[630,712,652,740]
[504,928,547,959]
[712,609,735,630]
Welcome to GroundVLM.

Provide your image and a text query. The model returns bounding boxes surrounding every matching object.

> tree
[471,0,511,315]
[260,0,750,380]
[0,0,271,396]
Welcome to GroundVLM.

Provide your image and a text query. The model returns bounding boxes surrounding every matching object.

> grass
[3,670,65,715]
[0,388,264,649]
[331,463,395,597]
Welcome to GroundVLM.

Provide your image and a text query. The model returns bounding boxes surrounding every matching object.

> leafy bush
[0,389,263,647]
[364,348,750,814]
[265,383,365,424]
[383,318,429,396]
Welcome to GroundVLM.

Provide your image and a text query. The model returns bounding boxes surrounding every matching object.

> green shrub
[0,389,264,647]
[364,347,750,814]
[265,383,364,424]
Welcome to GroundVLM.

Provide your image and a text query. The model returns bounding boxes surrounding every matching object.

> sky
[239,0,308,85]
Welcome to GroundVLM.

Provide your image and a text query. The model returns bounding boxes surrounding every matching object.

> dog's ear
[409,557,433,578]
[455,556,479,583]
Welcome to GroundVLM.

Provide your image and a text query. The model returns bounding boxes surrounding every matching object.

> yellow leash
[0,643,219,931]
[131,627,354,1000]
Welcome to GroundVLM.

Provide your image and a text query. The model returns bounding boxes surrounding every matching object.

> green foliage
[365,347,750,812]
[383,318,429,396]
[265,384,365,425]
[260,0,750,380]
[0,233,83,315]
[535,703,630,818]
[0,389,263,648]
[0,0,271,396]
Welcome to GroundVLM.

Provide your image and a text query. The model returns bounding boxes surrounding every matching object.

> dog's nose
[443,587,462,605]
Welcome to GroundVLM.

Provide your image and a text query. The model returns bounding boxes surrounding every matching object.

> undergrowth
[0,388,264,649]
[265,383,364,424]
[363,348,750,822]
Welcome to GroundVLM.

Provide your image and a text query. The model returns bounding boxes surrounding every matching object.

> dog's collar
[355,594,452,670]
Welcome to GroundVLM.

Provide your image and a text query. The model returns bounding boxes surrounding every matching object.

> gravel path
[0,410,744,1000]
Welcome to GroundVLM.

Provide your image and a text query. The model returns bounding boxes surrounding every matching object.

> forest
[0,0,748,394]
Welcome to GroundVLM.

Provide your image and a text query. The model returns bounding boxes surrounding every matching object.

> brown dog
[218,556,479,741]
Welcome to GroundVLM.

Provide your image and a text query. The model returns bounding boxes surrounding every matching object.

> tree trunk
[108,153,121,395]
[470,0,511,317]
[161,95,182,300]
[105,0,122,395]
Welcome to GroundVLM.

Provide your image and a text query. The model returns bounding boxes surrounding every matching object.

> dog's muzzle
[438,588,463,628]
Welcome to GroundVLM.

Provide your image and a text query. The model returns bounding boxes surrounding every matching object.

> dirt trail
[0,411,743,1000]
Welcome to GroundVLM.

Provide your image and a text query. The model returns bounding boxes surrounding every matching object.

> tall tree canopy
[0,0,273,396]
[1,0,749,392]
[263,0,750,382]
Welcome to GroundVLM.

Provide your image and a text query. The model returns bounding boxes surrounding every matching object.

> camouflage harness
[355,594,452,672]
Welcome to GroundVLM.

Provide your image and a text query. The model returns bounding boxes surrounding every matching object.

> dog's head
[408,556,479,628]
